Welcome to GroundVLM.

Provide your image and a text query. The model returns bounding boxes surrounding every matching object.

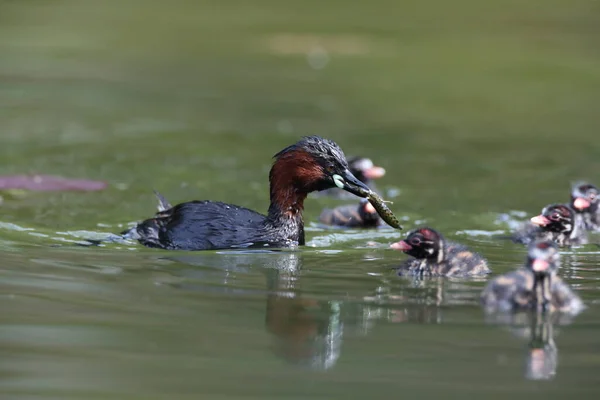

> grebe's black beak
[332,169,371,197]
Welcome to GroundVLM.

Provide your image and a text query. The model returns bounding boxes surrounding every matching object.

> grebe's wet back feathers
[153,190,172,212]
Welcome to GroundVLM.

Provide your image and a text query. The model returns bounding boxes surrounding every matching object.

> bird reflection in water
[525,314,557,381]
[265,268,343,370]
[362,276,481,325]
[370,280,445,324]
[161,250,345,370]
[485,311,579,381]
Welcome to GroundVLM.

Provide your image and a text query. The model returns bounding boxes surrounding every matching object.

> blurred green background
[1,1,600,399]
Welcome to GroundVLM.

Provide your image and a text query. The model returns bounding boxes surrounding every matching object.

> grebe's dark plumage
[512,203,587,247]
[122,136,374,250]
[319,199,381,228]
[570,181,600,232]
[391,228,490,277]
[481,240,584,314]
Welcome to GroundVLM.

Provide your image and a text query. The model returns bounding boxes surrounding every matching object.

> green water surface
[1,1,600,399]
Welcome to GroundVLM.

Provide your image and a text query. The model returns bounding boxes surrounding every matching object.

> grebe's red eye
[410,237,421,246]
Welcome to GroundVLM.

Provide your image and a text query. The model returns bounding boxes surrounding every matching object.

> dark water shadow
[484,311,579,381]
[265,267,343,370]
[158,250,346,370]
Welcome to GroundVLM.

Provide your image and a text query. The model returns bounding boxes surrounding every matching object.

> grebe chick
[570,181,600,232]
[512,203,587,247]
[319,199,381,228]
[481,240,584,314]
[390,228,490,277]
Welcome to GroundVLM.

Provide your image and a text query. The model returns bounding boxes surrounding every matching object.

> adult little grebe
[390,228,490,277]
[315,156,385,199]
[512,204,587,247]
[481,240,584,314]
[570,181,600,232]
[319,199,381,228]
[122,136,376,250]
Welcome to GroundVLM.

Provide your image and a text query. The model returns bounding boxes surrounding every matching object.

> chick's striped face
[527,240,559,274]
[401,228,440,259]
[544,205,573,231]
[572,183,599,211]
[531,204,573,233]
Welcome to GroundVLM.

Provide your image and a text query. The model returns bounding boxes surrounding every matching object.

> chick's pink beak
[391,240,412,251]
[532,259,550,272]
[573,197,591,210]
[363,166,386,180]
[530,215,551,226]
[364,202,376,214]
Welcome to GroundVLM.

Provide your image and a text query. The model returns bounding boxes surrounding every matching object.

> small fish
[359,189,402,230]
